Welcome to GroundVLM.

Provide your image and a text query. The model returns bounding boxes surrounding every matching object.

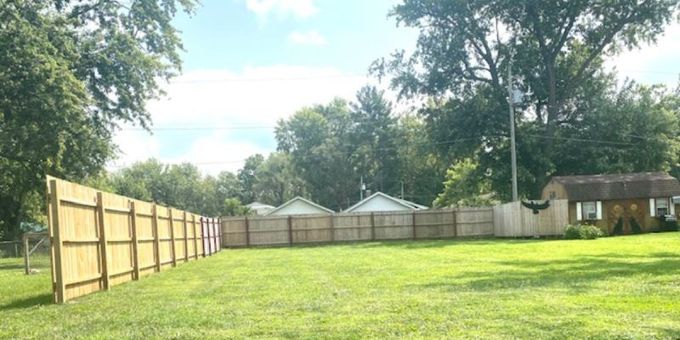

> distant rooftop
[550,172,680,201]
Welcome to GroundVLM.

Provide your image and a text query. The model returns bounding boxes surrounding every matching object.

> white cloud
[109,65,369,175]
[110,130,161,169]
[287,30,327,46]
[243,0,318,20]
[605,23,680,87]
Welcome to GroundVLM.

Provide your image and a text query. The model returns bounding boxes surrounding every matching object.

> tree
[276,100,358,210]
[222,198,250,217]
[374,0,679,200]
[395,115,447,206]
[349,86,401,194]
[0,0,196,240]
[237,154,265,203]
[253,153,307,206]
[433,159,498,208]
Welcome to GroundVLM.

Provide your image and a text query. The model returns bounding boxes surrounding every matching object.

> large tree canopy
[373,0,679,200]
[0,0,196,239]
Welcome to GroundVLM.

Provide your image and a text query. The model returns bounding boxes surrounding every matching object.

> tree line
[1,0,679,240]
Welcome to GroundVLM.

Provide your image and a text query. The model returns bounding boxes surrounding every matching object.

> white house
[266,197,334,216]
[344,192,428,213]
[245,201,276,216]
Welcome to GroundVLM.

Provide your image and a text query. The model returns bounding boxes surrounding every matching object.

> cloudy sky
[110,0,680,175]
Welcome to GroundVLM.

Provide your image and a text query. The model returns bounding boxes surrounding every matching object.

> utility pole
[359,175,364,201]
[400,181,404,199]
[507,47,519,202]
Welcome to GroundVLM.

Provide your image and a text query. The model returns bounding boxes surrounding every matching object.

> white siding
[348,195,413,213]
[268,199,331,215]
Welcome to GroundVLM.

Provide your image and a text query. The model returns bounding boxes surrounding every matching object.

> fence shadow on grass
[0,293,53,311]
[412,253,680,293]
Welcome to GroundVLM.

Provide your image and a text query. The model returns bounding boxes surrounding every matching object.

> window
[655,198,669,217]
[582,201,597,220]
[549,191,556,199]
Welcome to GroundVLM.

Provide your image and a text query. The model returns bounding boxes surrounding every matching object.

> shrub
[564,224,581,240]
[564,224,604,240]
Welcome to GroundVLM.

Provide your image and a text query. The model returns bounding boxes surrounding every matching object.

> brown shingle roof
[551,172,680,201]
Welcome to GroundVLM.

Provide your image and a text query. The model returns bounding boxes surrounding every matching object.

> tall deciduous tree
[349,86,401,194]
[0,0,196,239]
[374,0,679,199]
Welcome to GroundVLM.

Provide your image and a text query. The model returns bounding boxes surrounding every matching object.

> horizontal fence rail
[46,176,222,303]
[221,208,496,248]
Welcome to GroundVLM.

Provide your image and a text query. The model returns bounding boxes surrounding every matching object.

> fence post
[48,179,66,303]
[169,208,177,266]
[209,218,214,254]
[183,212,189,262]
[452,209,458,238]
[218,218,223,251]
[96,192,110,291]
[130,201,140,280]
[202,217,208,256]
[244,216,250,247]
[152,204,161,272]
[412,211,417,240]
[329,214,335,243]
[192,215,199,259]
[370,212,376,241]
[23,234,29,275]
[287,215,293,246]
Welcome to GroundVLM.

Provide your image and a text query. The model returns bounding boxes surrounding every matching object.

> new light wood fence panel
[47,176,218,303]
[132,200,157,277]
[156,206,174,268]
[100,191,134,287]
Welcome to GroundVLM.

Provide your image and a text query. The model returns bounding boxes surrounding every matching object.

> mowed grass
[2,233,680,339]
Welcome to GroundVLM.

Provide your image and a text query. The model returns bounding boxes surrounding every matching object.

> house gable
[346,192,427,213]
[266,197,334,216]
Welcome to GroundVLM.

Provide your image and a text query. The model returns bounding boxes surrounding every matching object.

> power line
[107,133,649,169]
[121,126,276,131]
[171,74,365,84]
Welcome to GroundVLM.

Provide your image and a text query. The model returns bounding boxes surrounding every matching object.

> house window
[549,191,556,199]
[582,201,598,220]
[655,198,669,216]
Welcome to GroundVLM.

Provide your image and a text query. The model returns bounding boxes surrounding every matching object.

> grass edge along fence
[46,176,222,303]
[221,200,570,248]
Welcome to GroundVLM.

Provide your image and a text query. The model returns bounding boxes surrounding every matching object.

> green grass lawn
[1,233,680,339]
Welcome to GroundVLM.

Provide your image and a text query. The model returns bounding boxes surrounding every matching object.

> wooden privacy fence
[46,176,221,303]
[221,208,495,247]
[493,200,569,237]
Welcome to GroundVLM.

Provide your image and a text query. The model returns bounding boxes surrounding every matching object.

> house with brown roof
[541,172,680,234]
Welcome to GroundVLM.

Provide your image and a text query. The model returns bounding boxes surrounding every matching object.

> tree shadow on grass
[0,263,26,270]
[411,253,680,293]
[0,293,53,310]
[348,238,547,249]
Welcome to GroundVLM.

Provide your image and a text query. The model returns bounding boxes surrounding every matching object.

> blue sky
[110,0,680,175]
